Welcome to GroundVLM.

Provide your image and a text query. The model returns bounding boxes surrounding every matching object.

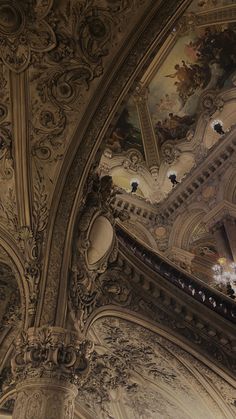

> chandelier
[212,258,236,299]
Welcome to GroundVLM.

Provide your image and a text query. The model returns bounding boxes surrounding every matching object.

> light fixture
[130,178,139,193]
[212,258,236,299]
[211,119,225,135]
[167,170,179,187]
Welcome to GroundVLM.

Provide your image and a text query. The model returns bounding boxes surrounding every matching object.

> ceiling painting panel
[149,22,236,146]
[99,1,236,210]
[106,102,145,157]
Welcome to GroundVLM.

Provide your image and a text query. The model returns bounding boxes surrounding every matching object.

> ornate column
[11,327,92,419]
[133,85,160,177]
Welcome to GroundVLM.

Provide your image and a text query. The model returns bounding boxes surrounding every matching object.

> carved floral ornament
[11,327,93,384]
[69,174,129,331]
[0,0,56,73]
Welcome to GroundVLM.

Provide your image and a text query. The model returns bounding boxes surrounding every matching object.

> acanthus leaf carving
[69,174,129,331]
[32,171,49,233]
[11,327,93,385]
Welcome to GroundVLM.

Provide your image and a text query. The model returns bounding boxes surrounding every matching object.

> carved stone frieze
[0,120,13,180]
[0,262,21,332]
[122,149,144,173]
[161,142,181,165]
[0,366,14,397]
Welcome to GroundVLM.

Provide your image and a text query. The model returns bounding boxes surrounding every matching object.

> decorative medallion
[0,1,56,73]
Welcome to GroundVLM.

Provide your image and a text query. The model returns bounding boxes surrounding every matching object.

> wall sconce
[130,178,139,193]
[168,171,179,187]
[211,119,225,135]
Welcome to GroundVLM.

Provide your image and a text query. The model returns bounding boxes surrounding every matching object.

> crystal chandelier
[212,258,236,299]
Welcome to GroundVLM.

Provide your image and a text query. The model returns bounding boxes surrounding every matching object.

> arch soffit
[37,0,192,326]
[85,305,236,391]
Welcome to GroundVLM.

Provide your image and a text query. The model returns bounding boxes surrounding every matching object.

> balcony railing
[116,225,236,323]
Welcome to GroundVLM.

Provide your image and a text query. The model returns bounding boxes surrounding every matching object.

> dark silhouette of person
[213,122,225,135]
[131,181,139,193]
[169,174,179,187]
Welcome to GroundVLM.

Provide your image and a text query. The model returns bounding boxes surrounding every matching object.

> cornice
[85,306,236,388]
[117,226,236,324]
[113,233,236,379]
[156,127,236,221]
[203,201,236,229]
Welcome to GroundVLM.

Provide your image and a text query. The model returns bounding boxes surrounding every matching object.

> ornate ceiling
[0,1,236,418]
[97,0,236,289]
[100,0,236,202]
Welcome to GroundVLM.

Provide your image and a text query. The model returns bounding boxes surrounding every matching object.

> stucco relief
[0,1,56,73]
[69,174,129,331]
[41,0,183,325]
[0,262,21,334]
[77,317,235,419]
[11,326,92,385]
[29,0,151,204]
[0,63,16,231]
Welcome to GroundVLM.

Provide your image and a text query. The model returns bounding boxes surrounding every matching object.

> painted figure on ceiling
[106,108,144,155]
[166,60,210,105]
[155,113,195,143]
[151,23,236,146]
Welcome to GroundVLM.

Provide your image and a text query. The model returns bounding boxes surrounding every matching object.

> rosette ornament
[0,0,56,72]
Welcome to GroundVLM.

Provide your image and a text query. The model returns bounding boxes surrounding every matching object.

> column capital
[11,327,93,386]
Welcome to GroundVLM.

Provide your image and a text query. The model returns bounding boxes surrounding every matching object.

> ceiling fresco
[98,0,236,295]
[101,0,236,206]
[106,101,144,156]
[149,23,236,145]
[108,19,236,155]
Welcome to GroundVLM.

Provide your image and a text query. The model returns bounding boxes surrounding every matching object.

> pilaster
[133,84,160,176]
